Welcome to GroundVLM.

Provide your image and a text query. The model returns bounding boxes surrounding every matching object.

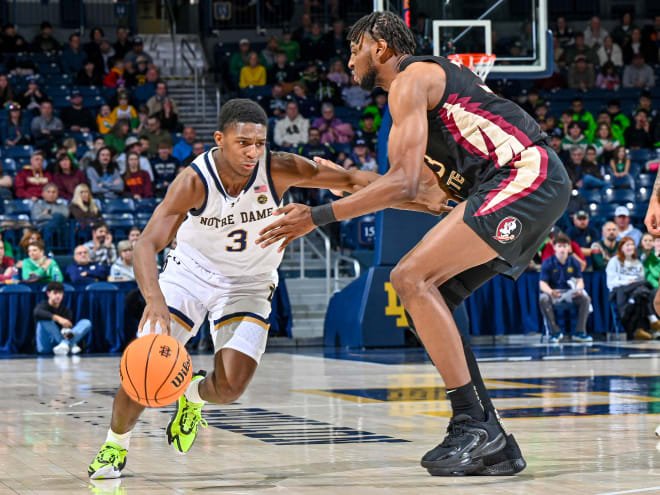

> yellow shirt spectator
[239,52,267,88]
[96,105,116,135]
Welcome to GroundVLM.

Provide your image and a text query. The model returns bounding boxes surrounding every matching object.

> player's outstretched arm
[135,169,205,335]
[645,171,660,235]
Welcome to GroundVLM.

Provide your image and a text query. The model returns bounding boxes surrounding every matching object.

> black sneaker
[421,411,506,476]
[472,433,526,475]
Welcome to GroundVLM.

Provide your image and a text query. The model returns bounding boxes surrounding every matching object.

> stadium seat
[603,188,635,204]
[580,189,602,204]
[38,63,61,75]
[134,83,156,104]
[52,95,70,110]
[46,74,72,86]
[4,199,33,215]
[637,174,655,188]
[136,212,151,229]
[83,96,105,109]
[636,187,651,203]
[44,85,70,97]
[3,145,33,160]
[629,149,654,162]
[105,213,136,238]
[76,86,101,97]
[102,198,136,213]
[2,158,17,175]
[135,198,157,212]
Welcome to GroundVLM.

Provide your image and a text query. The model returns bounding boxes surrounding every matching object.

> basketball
[119,334,193,407]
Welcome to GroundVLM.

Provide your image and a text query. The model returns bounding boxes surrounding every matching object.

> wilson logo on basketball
[493,216,522,243]
[171,359,192,388]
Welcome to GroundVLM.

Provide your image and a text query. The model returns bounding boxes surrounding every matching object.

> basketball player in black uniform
[257,12,570,476]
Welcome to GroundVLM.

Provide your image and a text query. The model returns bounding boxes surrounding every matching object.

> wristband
[310,203,337,226]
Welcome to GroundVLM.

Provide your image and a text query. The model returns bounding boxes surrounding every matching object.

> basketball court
[2,343,660,494]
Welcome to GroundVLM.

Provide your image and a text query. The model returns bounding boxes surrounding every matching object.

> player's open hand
[645,197,660,235]
[138,299,171,337]
[256,203,315,252]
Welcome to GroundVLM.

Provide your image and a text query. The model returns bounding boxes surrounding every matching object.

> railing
[180,38,199,115]
[333,254,361,293]
[297,229,331,302]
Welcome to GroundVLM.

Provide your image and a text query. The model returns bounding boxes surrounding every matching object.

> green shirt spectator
[570,99,597,142]
[644,239,660,288]
[590,221,619,271]
[279,31,300,62]
[21,240,63,283]
[229,39,251,82]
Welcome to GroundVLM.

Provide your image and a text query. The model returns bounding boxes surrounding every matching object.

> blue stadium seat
[102,198,135,213]
[3,145,33,160]
[134,83,155,104]
[52,95,70,110]
[629,203,648,223]
[637,174,655,188]
[629,149,654,162]
[580,189,602,203]
[4,199,33,215]
[2,158,17,175]
[105,213,136,238]
[636,187,652,203]
[598,203,619,220]
[136,212,151,229]
[76,86,101,97]
[603,188,635,204]
[135,198,157,212]
[83,96,105,109]
[38,63,61,75]
[44,85,70,97]
[46,74,72,86]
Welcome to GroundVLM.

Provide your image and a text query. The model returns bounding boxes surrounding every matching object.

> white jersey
[173,147,284,277]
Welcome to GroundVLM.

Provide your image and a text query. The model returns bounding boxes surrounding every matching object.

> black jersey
[398,55,547,200]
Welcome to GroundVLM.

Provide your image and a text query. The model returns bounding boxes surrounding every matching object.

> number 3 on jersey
[226,229,247,252]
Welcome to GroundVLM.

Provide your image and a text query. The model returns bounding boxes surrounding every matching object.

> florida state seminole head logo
[493,217,522,243]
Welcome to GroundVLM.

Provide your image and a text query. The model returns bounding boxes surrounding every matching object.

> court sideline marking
[595,486,660,495]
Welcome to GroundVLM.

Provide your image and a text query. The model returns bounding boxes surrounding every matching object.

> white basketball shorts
[139,253,278,364]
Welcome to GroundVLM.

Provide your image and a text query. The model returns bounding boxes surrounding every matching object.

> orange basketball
[119,334,193,407]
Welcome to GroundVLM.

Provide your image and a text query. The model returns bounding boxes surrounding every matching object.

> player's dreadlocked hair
[347,11,416,55]
[217,98,267,131]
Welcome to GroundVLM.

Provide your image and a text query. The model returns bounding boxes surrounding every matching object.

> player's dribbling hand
[256,203,315,252]
[138,300,171,337]
[644,198,660,235]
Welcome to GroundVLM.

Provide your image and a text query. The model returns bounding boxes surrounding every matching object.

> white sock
[184,376,206,405]
[106,429,131,450]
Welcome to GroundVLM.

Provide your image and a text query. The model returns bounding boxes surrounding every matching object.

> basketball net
[447,53,496,81]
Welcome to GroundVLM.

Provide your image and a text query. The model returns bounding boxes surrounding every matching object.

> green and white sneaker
[166,370,208,454]
[88,441,127,479]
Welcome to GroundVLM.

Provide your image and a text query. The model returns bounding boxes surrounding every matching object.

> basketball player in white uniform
[88,99,445,479]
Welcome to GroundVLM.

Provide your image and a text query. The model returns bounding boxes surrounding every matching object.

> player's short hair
[217,98,267,132]
[347,11,416,55]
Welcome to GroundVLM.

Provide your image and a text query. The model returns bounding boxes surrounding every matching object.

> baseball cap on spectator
[46,281,64,293]
[26,75,38,84]
[136,56,148,64]
[239,38,249,46]
[614,206,630,217]
[125,136,139,147]
[354,138,367,146]
[550,128,563,138]
[133,37,143,45]
[575,210,589,219]
[70,89,82,98]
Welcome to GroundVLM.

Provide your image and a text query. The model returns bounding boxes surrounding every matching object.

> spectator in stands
[30,101,63,152]
[342,76,370,110]
[128,226,141,247]
[591,222,619,270]
[138,115,172,155]
[181,140,206,167]
[638,233,654,263]
[613,206,642,244]
[0,241,15,282]
[300,22,326,62]
[172,126,195,163]
[314,68,343,107]
[83,27,104,69]
[581,146,609,191]
[622,27,655,65]
[123,151,153,200]
[84,221,116,266]
[153,97,180,133]
[267,52,298,88]
[312,103,354,144]
[279,27,300,62]
[357,113,378,152]
[637,90,657,121]
[609,145,635,189]
[110,91,137,128]
[565,33,598,67]
[14,151,52,201]
[229,39,251,84]
[1,23,27,53]
[52,154,85,201]
[611,12,635,46]
[108,240,134,281]
[146,81,179,117]
[571,98,597,142]
[132,104,149,135]
[76,58,103,87]
[593,123,619,162]
[151,141,180,196]
[554,16,575,48]
[325,19,349,61]
[641,16,660,64]
[60,89,95,134]
[20,76,48,115]
[644,236,660,288]
[297,127,336,161]
[21,240,62,283]
[541,226,587,272]
[348,138,377,171]
[622,53,656,89]
[606,99,630,140]
[0,74,14,108]
[562,123,589,153]
[34,281,91,355]
[567,210,599,261]
[584,16,608,49]
[30,182,69,229]
[239,52,267,89]
[567,55,595,91]
[124,37,152,66]
[4,102,31,147]
[69,183,102,226]
[0,232,14,260]
[539,233,592,343]
[596,36,623,67]
[86,146,123,200]
[260,36,279,69]
[0,159,12,199]
[327,58,350,87]
[113,26,133,60]
[103,59,125,88]
[262,83,287,119]
[104,119,131,154]
[607,236,657,340]
[81,136,105,169]
[31,21,59,53]
[17,229,41,263]
[624,110,653,149]
[274,101,309,150]
[65,244,109,284]
[595,62,621,90]
[291,82,318,118]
